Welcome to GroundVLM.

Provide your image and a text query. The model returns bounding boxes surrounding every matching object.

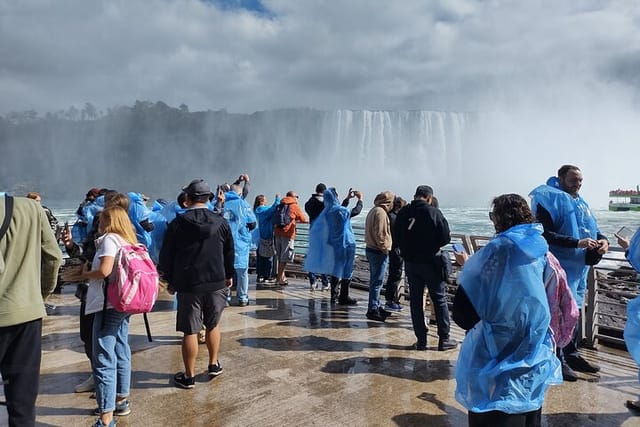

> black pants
[557,312,581,361]
[469,408,541,427]
[384,248,403,303]
[79,299,95,365]
[405,262,451,345]
[0,318,43,427]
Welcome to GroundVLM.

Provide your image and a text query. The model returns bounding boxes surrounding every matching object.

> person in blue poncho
[127,192,154,250]
[304,187,360,305]
[529,165,608,381]
[617,231,640,412]
[72,188,101,244]
[253,194,281,286]
[453,194,562,427]
[222,188,257,306]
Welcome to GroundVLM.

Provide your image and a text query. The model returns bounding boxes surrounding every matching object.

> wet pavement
[3,278,640,426]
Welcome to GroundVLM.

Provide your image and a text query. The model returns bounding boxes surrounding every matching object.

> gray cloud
[3,0,640,207]
[1,0,640,115]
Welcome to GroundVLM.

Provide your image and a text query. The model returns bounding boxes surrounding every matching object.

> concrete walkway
[3,278,640,426]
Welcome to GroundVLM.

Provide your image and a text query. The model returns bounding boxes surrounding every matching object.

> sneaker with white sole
[208,361,223,377]
[75,375,95,393]
[173,372,195,389]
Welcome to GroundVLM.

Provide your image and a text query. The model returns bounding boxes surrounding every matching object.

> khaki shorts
[274,236,295,262]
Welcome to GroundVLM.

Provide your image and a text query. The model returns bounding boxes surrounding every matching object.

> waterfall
[0,107,475,203]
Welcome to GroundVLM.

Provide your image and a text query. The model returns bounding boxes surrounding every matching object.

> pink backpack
[107,243,159,314]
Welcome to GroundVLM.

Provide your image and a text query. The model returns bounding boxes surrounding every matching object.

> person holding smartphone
[529,165,608,381]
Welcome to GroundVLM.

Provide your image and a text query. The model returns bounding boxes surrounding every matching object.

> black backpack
[273,203,292,228]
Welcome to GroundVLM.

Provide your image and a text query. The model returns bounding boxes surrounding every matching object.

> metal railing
[276,225,638,351]
[584,248,638,348]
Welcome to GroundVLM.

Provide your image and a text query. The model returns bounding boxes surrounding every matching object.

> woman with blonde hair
[77,206,137,427]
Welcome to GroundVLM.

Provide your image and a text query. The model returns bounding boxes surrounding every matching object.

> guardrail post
[584,267,598,349]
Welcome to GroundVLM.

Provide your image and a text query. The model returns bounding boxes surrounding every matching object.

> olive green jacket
[0,196,63,327]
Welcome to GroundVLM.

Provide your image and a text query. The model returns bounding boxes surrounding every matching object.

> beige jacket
[365,191,394,254]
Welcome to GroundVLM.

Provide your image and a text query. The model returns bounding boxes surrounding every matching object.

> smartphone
[614,226,635,240]
[452,243,466,254]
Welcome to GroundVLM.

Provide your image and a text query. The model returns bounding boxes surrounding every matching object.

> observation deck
[2,275,639,426]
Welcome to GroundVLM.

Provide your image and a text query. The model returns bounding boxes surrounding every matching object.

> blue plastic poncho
[223,191,257,269]
[624,229,640,366]
[128,192,153,249]
[455,223,562,414]
[72,199,102,243]
[626,228,640,272]
[85,196,104,235]
[152,199,168,212]
[148,210,167,263]
[255,198,281,240]
[529,177,599,307]
[304,188,356,278]
[625,296,640,366]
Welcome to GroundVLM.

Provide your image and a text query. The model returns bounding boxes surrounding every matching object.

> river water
[50,205,640,255]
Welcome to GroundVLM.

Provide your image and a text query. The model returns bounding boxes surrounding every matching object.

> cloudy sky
[2,0,640,206]
[1,0,640,115]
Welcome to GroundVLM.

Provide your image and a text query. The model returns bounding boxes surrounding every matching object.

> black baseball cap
[182,179,212,197]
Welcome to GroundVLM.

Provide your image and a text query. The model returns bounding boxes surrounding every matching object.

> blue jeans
[366,248,389,311]
[93,309,131,413]
[405,262,451,345]
[308,272,328,287]
[235,267,249,303]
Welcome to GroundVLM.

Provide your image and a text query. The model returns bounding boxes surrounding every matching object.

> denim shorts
[176,288,228,334]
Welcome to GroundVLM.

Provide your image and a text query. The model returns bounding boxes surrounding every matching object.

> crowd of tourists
[3,164,640,427]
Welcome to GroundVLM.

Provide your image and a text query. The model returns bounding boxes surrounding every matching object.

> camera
[348,188,357,198]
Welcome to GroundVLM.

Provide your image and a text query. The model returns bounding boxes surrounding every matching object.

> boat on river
[609,186,640,211]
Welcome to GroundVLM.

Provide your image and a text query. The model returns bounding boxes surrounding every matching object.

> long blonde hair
[99,206,137,244]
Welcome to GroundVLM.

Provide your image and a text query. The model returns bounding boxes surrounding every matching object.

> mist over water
[1,101,639,209]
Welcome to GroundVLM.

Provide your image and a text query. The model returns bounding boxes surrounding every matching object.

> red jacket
[273,196,308,239]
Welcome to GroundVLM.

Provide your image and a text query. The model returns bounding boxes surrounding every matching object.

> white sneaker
[74,375,94,393]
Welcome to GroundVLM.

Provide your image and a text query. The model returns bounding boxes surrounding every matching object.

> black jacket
[159,208,235,293]
[305,194,363,223]
[304,194,324,223]
[394,199,450,263]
